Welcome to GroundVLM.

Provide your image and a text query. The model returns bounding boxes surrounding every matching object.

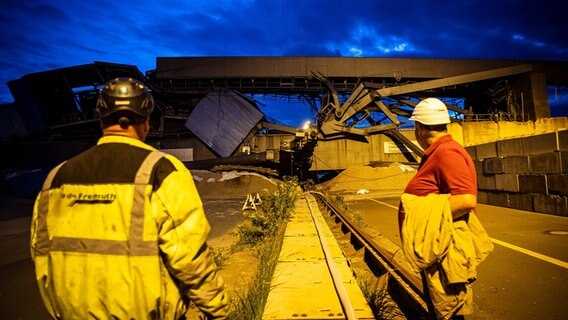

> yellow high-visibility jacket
[30,135,229,319]
[400,193,493,320]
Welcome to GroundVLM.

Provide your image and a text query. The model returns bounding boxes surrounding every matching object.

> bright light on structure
[302,121,311,131]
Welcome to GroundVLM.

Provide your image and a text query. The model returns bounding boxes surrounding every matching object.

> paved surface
[346,195,568,320]
[263,194,373,319]
[3,193,567,319]
[0,195,245,319]
[0,197,46,319]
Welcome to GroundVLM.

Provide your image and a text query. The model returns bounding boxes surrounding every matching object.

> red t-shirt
[398,134,477,228]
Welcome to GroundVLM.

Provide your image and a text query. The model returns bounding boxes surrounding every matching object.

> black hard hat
[96,78,154,118]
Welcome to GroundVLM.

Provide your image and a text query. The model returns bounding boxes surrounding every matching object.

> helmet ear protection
[410,98,451,125]
[96,78,154,120]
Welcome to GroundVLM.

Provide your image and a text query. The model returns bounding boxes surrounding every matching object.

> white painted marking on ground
[369,198,568,269]
[369,198,399,210]
[490,238,568,269]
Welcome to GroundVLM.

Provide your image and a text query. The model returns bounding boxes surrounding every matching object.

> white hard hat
[409,97,451,125]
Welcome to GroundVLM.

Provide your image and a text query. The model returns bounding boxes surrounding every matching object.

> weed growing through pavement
[234,176,298,246]
[211,247,227,269]
[359,274,406,320]
[227,227,284,320]
[331,194,367,229]
[350,209,367,229]
[228,176,298,319]
[332,194,346,210]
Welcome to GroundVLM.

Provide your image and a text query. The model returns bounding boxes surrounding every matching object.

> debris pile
[191,170,279,198]
[319,163,417,195]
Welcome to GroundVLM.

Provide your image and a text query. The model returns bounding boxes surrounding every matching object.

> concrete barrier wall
[467,129,568,216]
[309,130,419,170]
[463,117,568,146]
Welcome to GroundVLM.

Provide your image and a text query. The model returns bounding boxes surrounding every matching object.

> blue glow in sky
[0,0,567,126]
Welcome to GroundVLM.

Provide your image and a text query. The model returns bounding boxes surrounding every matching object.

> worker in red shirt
[399,97,477,229]
[398,97,481,320]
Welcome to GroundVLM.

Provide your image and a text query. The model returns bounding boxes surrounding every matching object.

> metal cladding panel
[7,79,47,133]
[0,103,28,140]
[7,62,145,133]
[185,88,264,157]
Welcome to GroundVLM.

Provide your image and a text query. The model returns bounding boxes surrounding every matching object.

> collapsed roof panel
[7,62,145,133]
[185,88,264,157]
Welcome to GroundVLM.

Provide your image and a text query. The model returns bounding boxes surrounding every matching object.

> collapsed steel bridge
[4,57,568,173]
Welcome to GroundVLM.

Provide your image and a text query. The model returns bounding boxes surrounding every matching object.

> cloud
[0,0,566,105]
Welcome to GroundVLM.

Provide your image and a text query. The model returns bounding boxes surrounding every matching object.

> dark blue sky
[1,0,567,126]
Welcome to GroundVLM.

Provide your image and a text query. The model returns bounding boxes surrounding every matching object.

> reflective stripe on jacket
[30,135,229,319]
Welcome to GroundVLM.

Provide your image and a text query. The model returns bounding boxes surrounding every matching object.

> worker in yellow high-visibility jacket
[30,78,229,319]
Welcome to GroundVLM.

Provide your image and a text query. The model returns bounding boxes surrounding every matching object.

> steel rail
[310,191,431,318]
[305,194,357,320]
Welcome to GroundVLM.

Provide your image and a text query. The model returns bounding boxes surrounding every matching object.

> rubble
[318,163,417,195]
[191,170,279,198]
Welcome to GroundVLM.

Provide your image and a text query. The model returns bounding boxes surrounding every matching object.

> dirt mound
[191,170,279,198]
[319,163,416,194]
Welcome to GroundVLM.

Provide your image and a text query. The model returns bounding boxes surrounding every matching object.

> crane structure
[4,57,567,176]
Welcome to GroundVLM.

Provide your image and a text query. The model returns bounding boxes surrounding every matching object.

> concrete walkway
[263,194,374,320]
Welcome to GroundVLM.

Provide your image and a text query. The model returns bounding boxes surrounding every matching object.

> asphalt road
[347,196,568,320]
[2,194,567,319]
[0,207,49,319]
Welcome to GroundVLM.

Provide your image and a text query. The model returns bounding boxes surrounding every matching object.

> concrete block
[502,156,530,174]
[477,191,489,204]
[562,151,568,173]
[495,174,519,192]
[559,130,568,151]
[529,152,562,174]
[473,160,483,175]
[509,193,533,211]
[487,191,509,207]
[476,142,497,159]
[497,138,523,157]
[465,146,477,161]
[547,174,568,196]
[483,157,504,174]
[518,175,547,194]
[477,174,496,190]
[522,132,558,155]
[533,194,568,216]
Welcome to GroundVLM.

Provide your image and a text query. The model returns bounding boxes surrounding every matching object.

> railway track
[263,193,375,319]
[310,192,433,319]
